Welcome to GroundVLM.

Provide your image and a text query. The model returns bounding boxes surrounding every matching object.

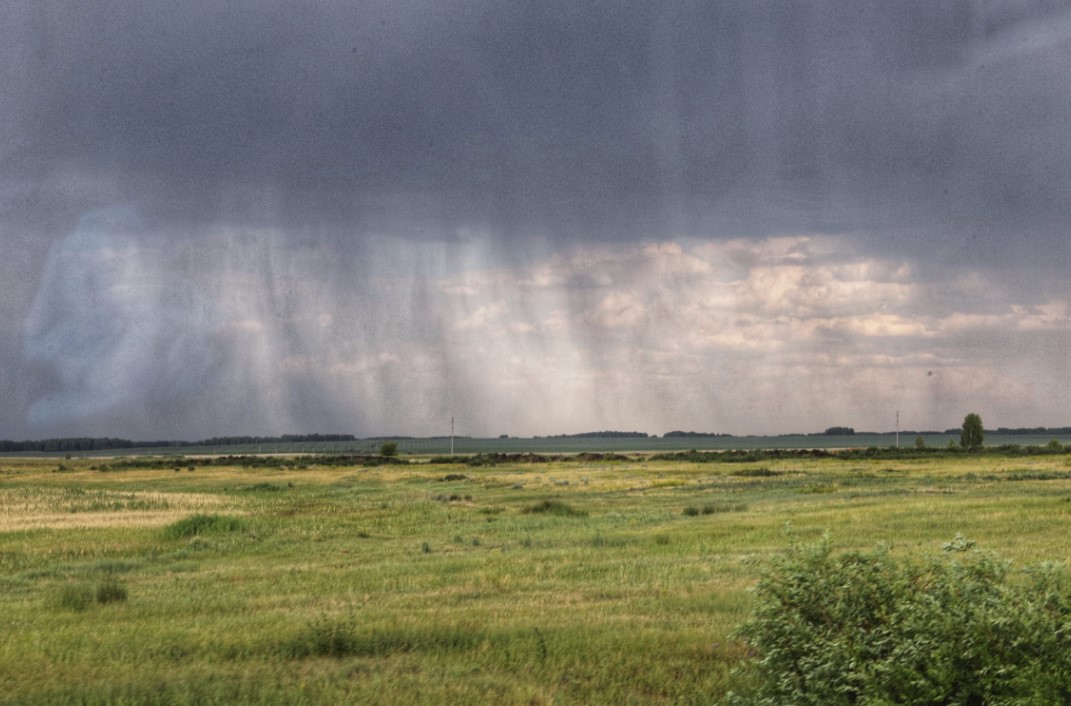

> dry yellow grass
[0,487,241,531]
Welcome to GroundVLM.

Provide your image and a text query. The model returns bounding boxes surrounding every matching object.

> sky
[2,0,1071,440]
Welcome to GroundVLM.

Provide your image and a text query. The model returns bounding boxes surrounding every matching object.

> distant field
[1,453,1069,704]
[8,432,1071,457]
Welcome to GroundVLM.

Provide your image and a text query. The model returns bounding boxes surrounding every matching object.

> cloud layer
[19,224,1071,438]
[3,1,1071,438]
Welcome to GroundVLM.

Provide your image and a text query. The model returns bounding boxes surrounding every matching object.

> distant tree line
[663,431,734,438]
[535,431,649,438]
[1,432,503,453]
[0,438,142,452]
[199,434,358,446]
[362,436,473,441]
[820,427,856,436]
[0,433,357,452]
[993,426,1071,435]
[938,426,1071,435]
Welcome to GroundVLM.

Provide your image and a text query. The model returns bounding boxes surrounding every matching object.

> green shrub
[732,467,781,477]
[56,583,93,612]
[702,502,747,514]
[725,535,1071,705]
[798,483,837,494]
[243,482,284,492]
[279,615,481,660]
[521,499,587,517]
[163,514,246,540]
[283,614,360,658]
[95,579,128,604]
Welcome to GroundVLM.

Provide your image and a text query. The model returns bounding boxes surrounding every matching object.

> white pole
[451,417,455,456]
[896,410,900,448]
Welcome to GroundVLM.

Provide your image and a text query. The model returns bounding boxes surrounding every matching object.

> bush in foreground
[726,534,1071,705]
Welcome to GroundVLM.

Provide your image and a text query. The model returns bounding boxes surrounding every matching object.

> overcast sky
[3,0,1071,439]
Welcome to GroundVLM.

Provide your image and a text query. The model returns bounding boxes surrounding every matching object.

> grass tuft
[441,474,468,481]
[282,614,361,658]
[162,514,246,540]
[732,467,782,477]
[243,482,285,492]
[279,616,482,660]
[55,583,93,612]
[95,578,128,604]
[703,502,748,514]
[521,499,587,517]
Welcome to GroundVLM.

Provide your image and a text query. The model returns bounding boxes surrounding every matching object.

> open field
[1,453,1070,704]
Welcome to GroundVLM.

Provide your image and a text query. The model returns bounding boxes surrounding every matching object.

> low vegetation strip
[653,444,1071,463]
[430,452,632,466]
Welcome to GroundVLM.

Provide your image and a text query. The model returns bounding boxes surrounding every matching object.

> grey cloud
[4,1,1070,249]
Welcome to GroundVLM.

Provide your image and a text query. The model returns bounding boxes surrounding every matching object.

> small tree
[914,435,926,449]
[960,413,984,450]
[379,441,398,457]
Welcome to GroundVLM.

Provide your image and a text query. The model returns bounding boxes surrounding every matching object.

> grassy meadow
[1,453,1070,704]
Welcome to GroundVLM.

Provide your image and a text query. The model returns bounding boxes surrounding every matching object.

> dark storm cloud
[4,0,1071,439]
[4,0,1070,247]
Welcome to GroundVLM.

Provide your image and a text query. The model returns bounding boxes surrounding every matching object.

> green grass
[0,454,1069,704]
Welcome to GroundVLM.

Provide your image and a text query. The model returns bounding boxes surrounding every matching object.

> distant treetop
[663,431,734,438]
[537,431,649,438]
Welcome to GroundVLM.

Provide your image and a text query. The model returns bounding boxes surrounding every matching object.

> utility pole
[896,410,900,449]
[451,417,454,456]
